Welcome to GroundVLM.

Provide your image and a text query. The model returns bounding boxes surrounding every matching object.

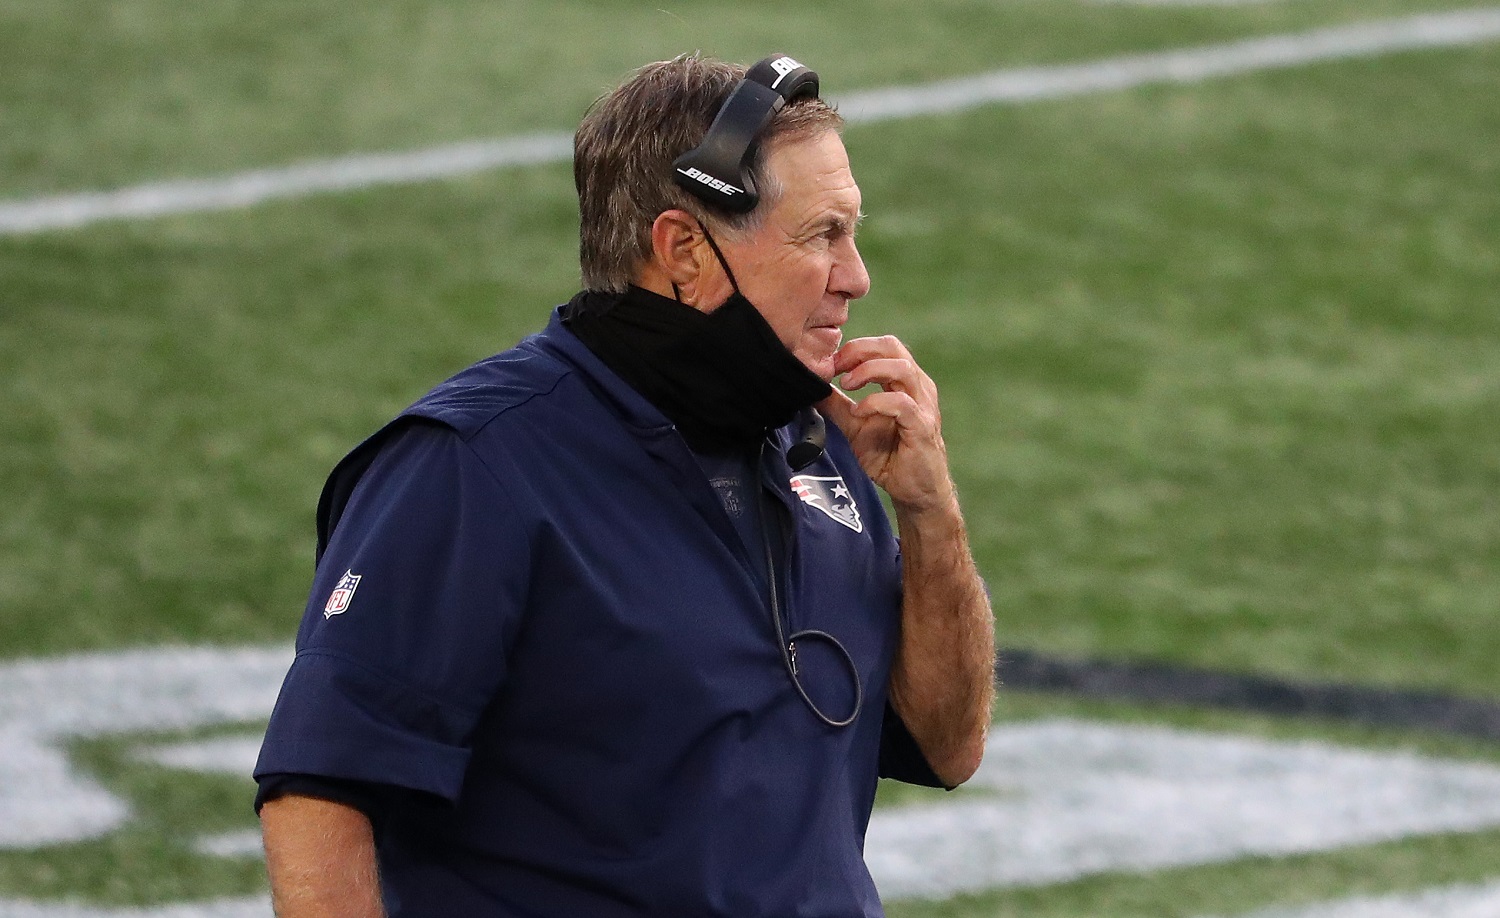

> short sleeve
[254,421,532,802]
[877,701,948,789]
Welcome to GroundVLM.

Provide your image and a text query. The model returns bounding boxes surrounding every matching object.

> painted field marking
[133,735,267,776]
[1202,880,1500,918]
[190,831,264,860]
[7,881,1500,918]
[1094,0,1278,6]
[0,897,271,918]
[5,647,1500,916]
[2,8,1500,236]
[865,719,1500,898]
[836,8,1500,122]
[0,645,289,848]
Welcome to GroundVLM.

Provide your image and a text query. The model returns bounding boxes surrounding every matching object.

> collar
[558,286,831,452]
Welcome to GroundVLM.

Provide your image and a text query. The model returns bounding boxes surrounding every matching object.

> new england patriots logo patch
[789,474,863,533]
[324,570,362,618]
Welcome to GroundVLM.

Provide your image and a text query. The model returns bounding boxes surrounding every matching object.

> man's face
[709,131,871,382]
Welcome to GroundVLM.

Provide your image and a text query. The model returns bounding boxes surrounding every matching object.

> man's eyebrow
[826,209,865,234]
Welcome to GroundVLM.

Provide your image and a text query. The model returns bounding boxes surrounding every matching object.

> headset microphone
[785,408,827,471]
[672,55,820,214]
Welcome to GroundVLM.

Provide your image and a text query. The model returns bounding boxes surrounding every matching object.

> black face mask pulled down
[562,280,831,454]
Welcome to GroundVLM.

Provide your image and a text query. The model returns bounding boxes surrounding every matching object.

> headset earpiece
[672,55,820,214]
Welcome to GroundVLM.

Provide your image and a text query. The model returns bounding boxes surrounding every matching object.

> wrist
[893,483,962,532]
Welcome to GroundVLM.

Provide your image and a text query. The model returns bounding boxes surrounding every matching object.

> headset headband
[671,55,820,215]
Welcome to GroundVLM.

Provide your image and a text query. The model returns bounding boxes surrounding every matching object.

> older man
[256,53,995,917]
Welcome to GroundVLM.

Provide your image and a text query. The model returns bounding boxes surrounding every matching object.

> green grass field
[3,0,1499,914]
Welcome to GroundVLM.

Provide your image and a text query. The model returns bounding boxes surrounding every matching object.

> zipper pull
[788,640,798,675]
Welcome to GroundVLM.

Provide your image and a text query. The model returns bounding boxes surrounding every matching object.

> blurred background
[2,1,1498,915]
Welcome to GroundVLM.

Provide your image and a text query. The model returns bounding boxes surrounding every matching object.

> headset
[671,54,820,215]
[674,56,857,726]
[672,55,830,471]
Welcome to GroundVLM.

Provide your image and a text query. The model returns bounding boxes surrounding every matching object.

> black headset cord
[757,442,863,728]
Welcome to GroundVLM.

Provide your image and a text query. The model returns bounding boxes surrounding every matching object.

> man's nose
[832,238,871,301]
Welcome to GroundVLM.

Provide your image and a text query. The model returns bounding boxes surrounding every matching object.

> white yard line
[835,7,1500,122]
[1094,0,1279,7]
[6,880,1500,918]
[2,8,1499,236]
[5,642,1500,916]
[865,720,1500,899]
[190,830,265,860]
[132,735,269,776]
[1203,880,1500,918]
[0,134,574,237]
[0,897,272,918]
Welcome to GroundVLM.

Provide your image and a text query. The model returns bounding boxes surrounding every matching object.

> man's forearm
[814,336,995,785]
[889,495,995,787]
[261,794,386,918]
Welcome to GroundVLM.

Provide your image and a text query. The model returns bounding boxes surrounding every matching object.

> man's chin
[796,336,842,382]
[799,353,839,383]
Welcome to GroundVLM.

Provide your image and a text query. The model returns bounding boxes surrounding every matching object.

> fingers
[820,337,956,512]
[834,336,934,399]
[838,357,918,394]
[819,386,920,432]
[835,334,908,362]
[833,335,909,377]
[845,389,923,427]
[817,388,859,437]
[833,336,940,439]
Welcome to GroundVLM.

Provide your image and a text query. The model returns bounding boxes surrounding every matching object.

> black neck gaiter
[562,285,831,453]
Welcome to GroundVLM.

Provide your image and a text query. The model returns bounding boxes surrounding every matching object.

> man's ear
[649,210,711,307]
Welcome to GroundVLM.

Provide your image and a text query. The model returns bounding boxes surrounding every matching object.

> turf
[5,14,1497,693]
[1,0,1494,194]
[844,42,1500,696]
[3,0,1500,912]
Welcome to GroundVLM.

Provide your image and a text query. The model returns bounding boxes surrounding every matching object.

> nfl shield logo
[324,570,362,619]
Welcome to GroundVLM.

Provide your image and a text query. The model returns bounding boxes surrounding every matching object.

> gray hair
[573,53,843,292]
